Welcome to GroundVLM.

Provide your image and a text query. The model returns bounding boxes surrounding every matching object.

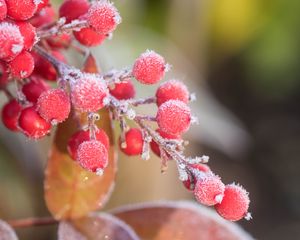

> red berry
[132,50,167,85]
[71,74,108,112]
[67,129,110,160]
[87,1,121,34]
[109,80,135,100]
[73,27,106,47]
[36,0,49,12]
[15,21,37,50]
[183,164,211,191]
[47,33,71,49]
[1,99,22,131]
[33,50,66,81]
[0,22,24,61]
[156,79,189,106]
[0,61,9,88]
[6,0,37,20]
[150,129,179,157]
[77,140,108,173]
[215,184,250,221]
[30,6,55,28]
[37,89,70,124]
[120,128,143,156]
[156,100,191,135]
[22,76,49,103]
[18,106,51,139]
[8,51,34,79]
[194,173,225,206]
[59,0,90,23]
[0,0,7,21]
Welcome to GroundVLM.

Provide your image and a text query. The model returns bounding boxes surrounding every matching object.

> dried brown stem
[7,217,58,228]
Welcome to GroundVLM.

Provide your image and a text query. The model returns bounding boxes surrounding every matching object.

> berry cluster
[0,0,250,222]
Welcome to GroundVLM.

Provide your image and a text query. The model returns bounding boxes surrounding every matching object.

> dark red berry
[1,99,22,131]
[22,76,49,103]
[109,80,136,100]
[120,128,143,156]
[59,0,90,23]
[73,27,106,47]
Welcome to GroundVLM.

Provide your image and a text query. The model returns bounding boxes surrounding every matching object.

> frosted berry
[87,1,121,34]
[156,79,189,106]
[71,75,108,112]
[215,184,250,221]
[15,21,36,50]
[194,173,225,206]
[22,76,49,103]
[156,100,191,135]
[67,129,110,160]
[33,50,66,80]
[73,27,106,47]
[8,51,34,79]
[183,164,211,191]
[150,129,179,157]
[1,99,22,131]
[0,0,7,21]
[47,33,71,49]
[6,0,37,20]
[109,80,135,100]
[37,89,70,124]
[0,61,9,88]
[59,0,90,23]
[133,50,167,85]
[0,22,24,61]
[77,140,108,173]
[36,0,49,12]
[30,6,55,28]
[18,106,51,139]
[120,128,143,156]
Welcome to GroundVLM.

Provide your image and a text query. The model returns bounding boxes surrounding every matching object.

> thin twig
[7,217,58,228]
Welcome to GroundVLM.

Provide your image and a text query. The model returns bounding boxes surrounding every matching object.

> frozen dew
[190,92,197,102]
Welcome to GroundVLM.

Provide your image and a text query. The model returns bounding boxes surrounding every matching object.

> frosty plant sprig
[0,0,251,229]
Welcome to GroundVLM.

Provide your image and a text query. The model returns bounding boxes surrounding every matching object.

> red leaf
[112,201,253,240]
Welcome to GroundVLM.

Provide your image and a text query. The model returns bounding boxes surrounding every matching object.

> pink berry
[33,50,66,81]
[120,128,143,156]
[0,22,24,61]
[109,80,135,100]
[1,99,22,131]
[22,76,50,103]
[15,21,37,50]
[194,173,225,206]
[73,27,106,47]
[37,89,70,124]
[132,50,167,85]
[68,129,110,160]
[150,129,179,157]
[47,33,71,49]
[18,106,51,139]
[156,79,189,106]
[183,164,211,191]
[87,1,121,34]
[77,140,108,173]
[6,0,37,20]
[59,0,90,23]
[215,184,250,221]
[0,61,9,88]
[8,51,34,79]
[71,74,108,112]
[0,0,7,21]
[30,6,55,28]
[156,100,191,135]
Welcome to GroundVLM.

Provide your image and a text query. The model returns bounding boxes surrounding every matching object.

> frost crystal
[190,93,197,102]
[126,108,136,120]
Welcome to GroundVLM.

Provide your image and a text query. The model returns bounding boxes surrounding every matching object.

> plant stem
[7,217,58,228]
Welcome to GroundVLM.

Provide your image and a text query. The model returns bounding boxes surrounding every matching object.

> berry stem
[127,97,156,106]
[7,217,58,228]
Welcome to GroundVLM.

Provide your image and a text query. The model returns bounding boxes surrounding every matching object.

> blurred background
[1,0,300,239]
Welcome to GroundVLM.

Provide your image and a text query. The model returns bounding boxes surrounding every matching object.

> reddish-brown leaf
[0,220,18,240]
[112,201,253,240]
[44,54,116,220]
[58,213,140,240]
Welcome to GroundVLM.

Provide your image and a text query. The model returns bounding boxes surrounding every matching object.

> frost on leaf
[58,213,140,240]
[0,220,18,240]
